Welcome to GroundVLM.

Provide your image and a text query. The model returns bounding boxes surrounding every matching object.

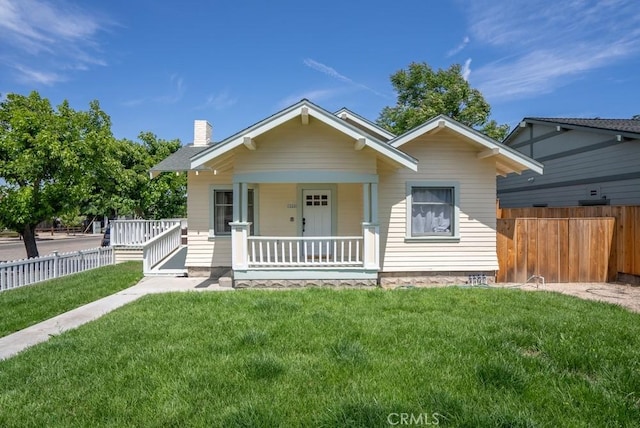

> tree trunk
[22,224,39,259]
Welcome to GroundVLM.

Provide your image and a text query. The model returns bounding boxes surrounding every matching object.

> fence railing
[0,247,115,292]
[111,219,183,246]
[142,224,182,274]
[247,236,363,267]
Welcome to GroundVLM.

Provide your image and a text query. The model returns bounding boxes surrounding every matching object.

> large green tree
[83,132,186,220]
[377,62,509,140]
[0,91,113,258]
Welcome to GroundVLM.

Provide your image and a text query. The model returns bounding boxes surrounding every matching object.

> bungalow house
[151,100,542,286]
[498,117,640,207]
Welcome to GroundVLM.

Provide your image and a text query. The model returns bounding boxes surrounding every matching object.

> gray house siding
[498,121,640,207]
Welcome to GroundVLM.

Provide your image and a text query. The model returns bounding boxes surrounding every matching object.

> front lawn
[0,287,638,426]
[0,261,142,337]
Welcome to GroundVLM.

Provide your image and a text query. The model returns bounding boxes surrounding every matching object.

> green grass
[0,262,142,337]
[0,287,639,427]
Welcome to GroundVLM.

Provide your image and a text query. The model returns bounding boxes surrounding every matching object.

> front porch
[231,231,380,283]
[225,172,381,284]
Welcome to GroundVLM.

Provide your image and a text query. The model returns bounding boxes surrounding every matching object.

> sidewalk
[0,233,102,245]
[0,277,231,361]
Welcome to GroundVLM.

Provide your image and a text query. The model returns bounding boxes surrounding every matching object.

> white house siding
[185,120,375,269]
[337,183,363,236]
[379,132,499,272]
[114,249,142,263]
[258,183,297,236]
[498,126,640,207]
[185,168,234,268]
[256,183,362,237]
[233,118,376,174]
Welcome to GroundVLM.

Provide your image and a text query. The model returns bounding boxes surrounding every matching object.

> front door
[302,189,332,258]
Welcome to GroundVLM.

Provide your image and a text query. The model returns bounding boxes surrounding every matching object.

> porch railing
[111,219,183,246]
[247,236,363,267]
[142,223,182,274]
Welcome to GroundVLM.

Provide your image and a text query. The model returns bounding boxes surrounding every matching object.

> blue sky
[1,0,640,144]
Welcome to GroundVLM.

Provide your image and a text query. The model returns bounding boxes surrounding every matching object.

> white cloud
[303,58,388,98]
[154,75,185,104]
[0,0,113,84]
[13,64,64,85]
[447,36,470,57]
[303,58,353,84]
[461,0,640,100]
[124,75,186,107]
[197,91,238,110]
[461,58,472,81]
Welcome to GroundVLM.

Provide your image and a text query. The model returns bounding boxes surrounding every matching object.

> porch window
[213,189,254,235]
[406,181,460,241]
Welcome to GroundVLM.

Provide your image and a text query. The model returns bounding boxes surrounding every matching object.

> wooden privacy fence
[0,247,114,292]
[498,206,640,280]
[497,218,615,283]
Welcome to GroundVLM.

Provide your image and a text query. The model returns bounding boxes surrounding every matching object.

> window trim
[209,185,258,239]
[405,181,460,242]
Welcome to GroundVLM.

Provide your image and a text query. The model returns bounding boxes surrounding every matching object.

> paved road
[0,235,103,262]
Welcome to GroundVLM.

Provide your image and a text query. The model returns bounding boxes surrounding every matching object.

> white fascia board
[311,109,417,171]
[390,115,543,175]
[191,106,303,169]
[335,108,396,140]
[191,101,417,171]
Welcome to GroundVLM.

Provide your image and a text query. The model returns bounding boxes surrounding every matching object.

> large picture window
[406,181,459,241]
[213,189,254,235]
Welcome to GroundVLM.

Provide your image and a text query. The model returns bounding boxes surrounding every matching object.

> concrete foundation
[379,271,495,288]
[233,278,377,288]
[187,266,231,279]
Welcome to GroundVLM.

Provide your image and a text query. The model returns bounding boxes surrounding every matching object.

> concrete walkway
[0,277,231,361]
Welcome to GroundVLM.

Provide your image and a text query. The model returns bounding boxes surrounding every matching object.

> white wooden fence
[111,219,182,246]
[0,247,114,292]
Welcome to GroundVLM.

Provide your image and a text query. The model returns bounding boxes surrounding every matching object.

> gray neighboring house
[497,117,640,208]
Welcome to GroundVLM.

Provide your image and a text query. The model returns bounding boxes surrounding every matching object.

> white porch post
[363,183,371,223]
[240,182,248,222]
[232,182,241,222]
[362,223,379,269]
[231,222,250,270]
[362,182,379,270]
[231,182,250,270]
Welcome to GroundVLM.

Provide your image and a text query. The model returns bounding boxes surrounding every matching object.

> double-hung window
[406,182,459,240]
[212,189,254,236]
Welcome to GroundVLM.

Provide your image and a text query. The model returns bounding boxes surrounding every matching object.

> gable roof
[333,107,396,141]
[527,117,640,134]
[190,99,418,171]
[504,117,640,145]
[390,115,543,176]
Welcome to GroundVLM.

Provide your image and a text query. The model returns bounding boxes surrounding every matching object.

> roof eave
[191,100,417,171]
[521,118,640,140]
[390,115,543,175]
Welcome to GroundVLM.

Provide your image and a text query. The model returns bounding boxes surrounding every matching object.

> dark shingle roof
[150,145,210,173]
[527,117,640,134]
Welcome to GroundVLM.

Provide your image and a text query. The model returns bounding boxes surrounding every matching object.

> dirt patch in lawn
[497,282,640,313]
[388,281,640,313]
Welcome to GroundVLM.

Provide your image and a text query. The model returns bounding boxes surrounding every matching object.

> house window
[213,189,254,235]
[406,182,459,241]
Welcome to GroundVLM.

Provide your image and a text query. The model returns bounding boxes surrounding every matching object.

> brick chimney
[193,120,212,146]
